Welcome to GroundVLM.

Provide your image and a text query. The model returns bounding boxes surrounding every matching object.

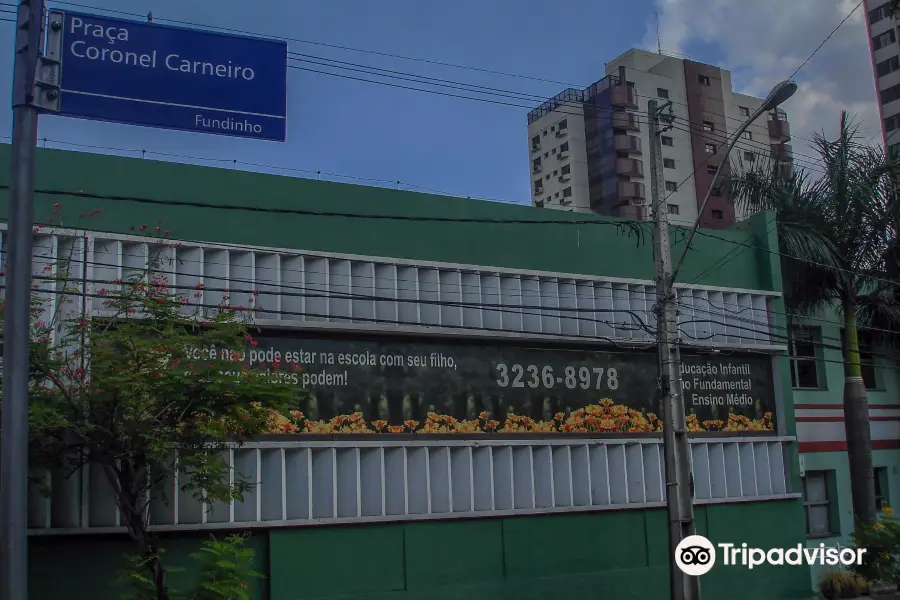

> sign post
[3,2,50,600]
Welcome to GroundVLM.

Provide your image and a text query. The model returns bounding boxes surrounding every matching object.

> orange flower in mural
[218,397,774,435]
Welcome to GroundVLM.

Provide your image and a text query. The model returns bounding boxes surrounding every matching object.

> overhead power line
[6,183,900,295]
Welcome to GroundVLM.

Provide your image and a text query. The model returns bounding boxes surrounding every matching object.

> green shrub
[119,534,263,600]
[818,570,868,599]
[850,516,900,584]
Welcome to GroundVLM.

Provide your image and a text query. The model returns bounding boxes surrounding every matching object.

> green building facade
[1,146,813,599]
[790,307,900,590]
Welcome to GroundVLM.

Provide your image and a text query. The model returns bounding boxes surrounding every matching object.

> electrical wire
[10,184,900,294]
[19,267,900,372]
[16,232,900,356]
[40,0,582,89]
[29,0,830,153]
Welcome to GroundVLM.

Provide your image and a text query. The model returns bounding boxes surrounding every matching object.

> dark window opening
[804,471,836,537]
[789,326,820,389]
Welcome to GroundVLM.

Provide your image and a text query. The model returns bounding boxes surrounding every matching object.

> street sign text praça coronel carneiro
[55,11,287,140]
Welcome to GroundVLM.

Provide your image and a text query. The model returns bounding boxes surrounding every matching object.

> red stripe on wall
[799,440,900,453]
[795,404,900,410]
[796,416,900,422]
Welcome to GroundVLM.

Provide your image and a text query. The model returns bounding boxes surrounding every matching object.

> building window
[561,164,571,175]
[531,135,540,150]
[663,158,675,169]
[707,165,718,175]
[710,185,722,197]
[789,326,820,389]
[885,114,900,132]
[804,471,836,537]
[877,56,900,78]
[661,136,674,147]
[741,131,753,140]
[543,130,548,137]
[882,83,900,105]
[698,74,711,86]
[626,80,635,88]
[869,4,890,25]
[553,169,558,176]
[533,178,542,190]
[704,143,716,154]
[840,330,879,390]
[559,141,569,153]
[711,209,724,219]
[563,187,572,198]
[532,158,541,171]
[744,151,755,163]
[892,142,900,158]
[558,118,568,130]
[552,148,557,154]
[665,181,678,192]
[874,28,897,51]
[544,152,549,158]
[875,467,890,510]
[657,87,669,99]
[739,106,750,117]
[551,125,556,132]
[667,203,679,214]
[702,121,715,132]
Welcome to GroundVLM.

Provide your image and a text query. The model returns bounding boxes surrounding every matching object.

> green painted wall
[802,450,900,590]
[7,150,806,597]
[0,146,779,291]
[27,503,811,600]
[268,502,810,600]
[793,308,900,591]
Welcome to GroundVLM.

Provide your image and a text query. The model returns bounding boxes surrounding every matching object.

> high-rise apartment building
[527,49,793,228]
[865,0,900,154]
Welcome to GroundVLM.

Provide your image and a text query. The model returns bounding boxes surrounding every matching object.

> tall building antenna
[656,11,662,54]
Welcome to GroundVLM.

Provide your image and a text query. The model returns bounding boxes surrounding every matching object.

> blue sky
[0,0,879,203]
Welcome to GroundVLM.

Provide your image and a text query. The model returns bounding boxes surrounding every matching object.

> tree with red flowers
[1,224,296,600]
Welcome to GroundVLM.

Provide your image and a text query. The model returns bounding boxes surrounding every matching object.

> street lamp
[671,79,798,282]
[648,79,797,600]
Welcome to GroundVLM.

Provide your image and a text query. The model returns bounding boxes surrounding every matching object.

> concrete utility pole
[2,2,52,600]
[648,99,700,600]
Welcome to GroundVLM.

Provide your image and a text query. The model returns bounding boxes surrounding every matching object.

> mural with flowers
[214,335,777,436]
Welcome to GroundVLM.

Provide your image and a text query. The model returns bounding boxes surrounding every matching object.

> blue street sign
[56,11,287,141]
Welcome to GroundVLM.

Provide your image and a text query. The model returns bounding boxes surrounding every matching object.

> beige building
[527,49,793,228]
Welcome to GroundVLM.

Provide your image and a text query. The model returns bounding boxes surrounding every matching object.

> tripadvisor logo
[674,535,866,576]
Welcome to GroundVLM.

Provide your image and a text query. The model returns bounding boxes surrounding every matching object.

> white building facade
[865,0,900,155]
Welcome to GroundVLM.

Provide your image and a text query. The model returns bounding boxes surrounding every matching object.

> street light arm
[670,104,767,284]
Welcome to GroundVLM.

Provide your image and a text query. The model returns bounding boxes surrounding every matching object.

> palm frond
[729,111,900,325]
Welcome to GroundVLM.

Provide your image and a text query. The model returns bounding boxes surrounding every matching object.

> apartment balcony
[770,143,793,162]
[614,134,642,154]
[768,114,791,142]
[611,84,638,109]
[616,157,644,178]
[612,112,640,131]
[617,181,646,201]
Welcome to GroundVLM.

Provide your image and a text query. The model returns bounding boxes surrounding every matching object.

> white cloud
[644,0,881,159]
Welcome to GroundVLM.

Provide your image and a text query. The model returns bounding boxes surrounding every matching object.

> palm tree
[729,112,900,526]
